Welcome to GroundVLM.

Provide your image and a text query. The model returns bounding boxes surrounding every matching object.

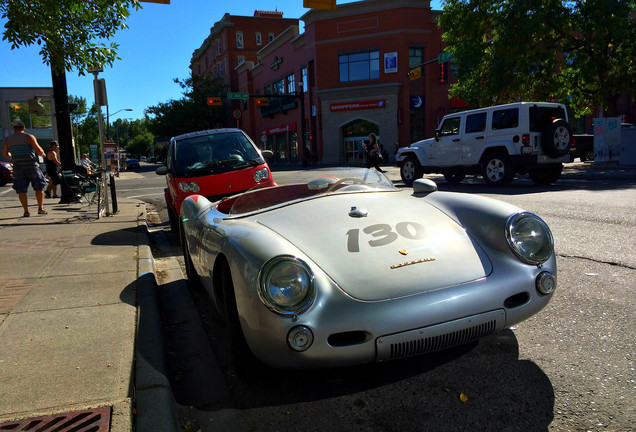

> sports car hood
[254,191,492,301]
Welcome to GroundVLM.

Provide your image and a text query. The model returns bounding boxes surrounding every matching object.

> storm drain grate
[0,406,110,432]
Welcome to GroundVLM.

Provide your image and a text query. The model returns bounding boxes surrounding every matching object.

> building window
[339,51,380,83]
[409,47,424,68]
[268,33,275,42]
[301,67,308,92]
[236,32,244,49]
[219,61,224,78]
[216,40,221,56]
[256,32,262,46]
[273,79,284,95]
[286,73,295,94]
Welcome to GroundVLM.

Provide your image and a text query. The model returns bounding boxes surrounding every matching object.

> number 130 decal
[346,222,426,252]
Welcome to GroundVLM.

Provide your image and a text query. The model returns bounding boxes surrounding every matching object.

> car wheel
[529,164,563,185]
[482,151,514,186]
[400,155,423,187]
[168,206,178,233]
[443,172,466,184]
[220,262,262,380]
[181,222,202,290]
[542,119,572,157]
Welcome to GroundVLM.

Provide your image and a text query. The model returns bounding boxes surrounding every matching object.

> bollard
[109,173,118,214]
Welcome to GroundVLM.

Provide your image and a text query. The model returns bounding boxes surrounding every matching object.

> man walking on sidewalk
[2,120,48,217]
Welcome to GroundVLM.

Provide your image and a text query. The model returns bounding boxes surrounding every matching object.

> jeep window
[529,106,567,132]
[466,113,487,133]
[492,108,519,130]
[439,117,461,136]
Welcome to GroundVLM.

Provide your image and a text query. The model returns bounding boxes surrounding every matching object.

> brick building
[198,0,454,166]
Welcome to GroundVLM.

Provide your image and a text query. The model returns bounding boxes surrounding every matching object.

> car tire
[220,262,263,380]
[181,222,202,290]
[167,205,178,233]
[443,172,466,184]
[529,164,563,185]
[542,119,572,158]
[482,151,514,186]
[400,155,423,187]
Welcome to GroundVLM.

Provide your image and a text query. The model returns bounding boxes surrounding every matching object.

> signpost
[437,52,452,63]
[227,92,250,100]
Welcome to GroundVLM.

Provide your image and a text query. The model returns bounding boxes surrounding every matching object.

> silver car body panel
[180,169,556,368]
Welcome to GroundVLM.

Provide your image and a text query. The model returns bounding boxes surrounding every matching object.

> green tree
[126,131,154,158]
[1,0,141,74]
[439,0,636,116]
[145,73,228,138]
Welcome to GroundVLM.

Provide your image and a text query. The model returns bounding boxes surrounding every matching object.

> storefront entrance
[342,120,379,165]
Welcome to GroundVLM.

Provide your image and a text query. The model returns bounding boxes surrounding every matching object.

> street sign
[227,92,249,100]
[437,52,452,63]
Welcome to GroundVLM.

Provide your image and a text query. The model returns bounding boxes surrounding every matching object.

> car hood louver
[256,192,491,301]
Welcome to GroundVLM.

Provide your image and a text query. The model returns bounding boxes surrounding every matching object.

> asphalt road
[116,162,635,432]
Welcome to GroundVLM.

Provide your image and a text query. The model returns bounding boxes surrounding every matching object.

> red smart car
[156,128,276,232]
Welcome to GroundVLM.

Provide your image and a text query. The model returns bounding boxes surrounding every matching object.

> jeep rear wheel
[542,119,572,157]
[529,164,563,185]
[400,155,423,187]
[482,151,514,186]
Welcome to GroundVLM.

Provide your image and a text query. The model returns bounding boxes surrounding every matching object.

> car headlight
[254,167,270,182]
[258,256,315,315]
[178,181,200,193]
[505,212,554,265]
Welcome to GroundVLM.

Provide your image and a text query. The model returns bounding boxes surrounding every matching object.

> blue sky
[0,0,442,122]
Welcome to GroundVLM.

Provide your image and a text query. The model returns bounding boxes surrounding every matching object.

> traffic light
[207,97,222,106]
[439,61,449,84]
[255,97,269,106]
[408,66,421,80]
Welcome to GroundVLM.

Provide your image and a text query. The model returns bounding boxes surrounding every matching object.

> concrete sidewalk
[0,187,175,431]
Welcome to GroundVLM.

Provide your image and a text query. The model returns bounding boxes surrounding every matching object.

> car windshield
[227,168,396,216]
[173,131,262,177]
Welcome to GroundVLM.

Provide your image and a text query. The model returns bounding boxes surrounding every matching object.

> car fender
[481,139,518,157]
[396,138,434,166]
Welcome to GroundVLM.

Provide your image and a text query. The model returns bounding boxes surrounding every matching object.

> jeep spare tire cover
[542,119,572,157]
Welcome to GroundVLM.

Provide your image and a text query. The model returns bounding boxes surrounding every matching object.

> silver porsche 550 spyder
[179,167,556,370]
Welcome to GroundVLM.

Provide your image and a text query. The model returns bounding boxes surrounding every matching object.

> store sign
[266,123,296,135]
[330,100,386,112]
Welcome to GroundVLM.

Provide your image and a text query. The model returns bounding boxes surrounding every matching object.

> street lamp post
[107,108,132,174]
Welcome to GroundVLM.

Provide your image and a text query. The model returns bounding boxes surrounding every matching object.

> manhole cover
[0,406,110,431]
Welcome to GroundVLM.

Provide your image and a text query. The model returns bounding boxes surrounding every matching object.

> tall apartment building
[190,10,299,123]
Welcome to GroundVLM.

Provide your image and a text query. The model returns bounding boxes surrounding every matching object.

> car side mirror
[412,178,438,194]
[434,130,440,142]
[262,150,274,160]
[155,165,169,175]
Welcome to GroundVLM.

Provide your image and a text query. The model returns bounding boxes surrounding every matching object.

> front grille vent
[375,310,505,362]
[389,320,496,360]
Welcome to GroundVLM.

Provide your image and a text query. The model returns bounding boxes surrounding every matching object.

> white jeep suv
[396,102,572,186]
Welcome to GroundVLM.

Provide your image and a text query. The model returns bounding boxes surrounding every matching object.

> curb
[135,204,179,432]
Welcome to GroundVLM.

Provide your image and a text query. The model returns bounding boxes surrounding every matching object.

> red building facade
[203,1,454,165]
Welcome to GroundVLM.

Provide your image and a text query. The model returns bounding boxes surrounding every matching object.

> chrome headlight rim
[505,212,554,265]
[258,255,316,316]
[254,167,270,183]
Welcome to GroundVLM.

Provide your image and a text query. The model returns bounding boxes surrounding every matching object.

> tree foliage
[145,73,228,139]
[0,0,142,74]
[439,0,636,116]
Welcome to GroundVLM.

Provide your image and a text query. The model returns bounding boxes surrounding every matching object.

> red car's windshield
[173,131,262,178]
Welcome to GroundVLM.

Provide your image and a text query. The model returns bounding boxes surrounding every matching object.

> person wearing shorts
[2,120,48,217]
